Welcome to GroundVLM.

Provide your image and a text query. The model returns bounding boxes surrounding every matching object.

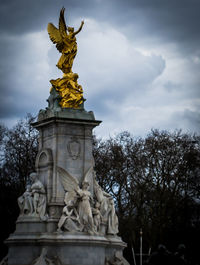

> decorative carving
[35,148,53,169]
[47,86,62,112]
[31,248,62,265]
[49,206,59,218]
[0,255,8,265]
[18,172,48,221]
[105,251,129,265]
[35,149,53,204]
[67,137,81,160]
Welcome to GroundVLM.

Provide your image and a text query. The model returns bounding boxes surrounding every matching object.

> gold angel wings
[47,8,84,74]
[47,8,84,109]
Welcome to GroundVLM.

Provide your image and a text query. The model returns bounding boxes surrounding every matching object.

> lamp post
[140,228,143,265]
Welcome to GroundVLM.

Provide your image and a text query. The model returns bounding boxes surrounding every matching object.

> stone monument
[2,8,130,265]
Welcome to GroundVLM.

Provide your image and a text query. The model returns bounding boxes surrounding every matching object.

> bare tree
[93,130,200,261]
[0,114,39,260]
[1,114,38,191]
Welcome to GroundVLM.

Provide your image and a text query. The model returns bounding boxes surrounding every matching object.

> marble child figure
[92,202,102,233]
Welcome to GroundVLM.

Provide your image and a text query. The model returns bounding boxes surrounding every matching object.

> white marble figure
[18,184,33,215]
[92,202,102,232]
[77,181,95,233]
[93,177,112,216]
[30,172,47,221]
[57,193,83,232]
[107,198,119,235]
[57,166,96,234]
[18,172,47,221]
[93,177,119,235]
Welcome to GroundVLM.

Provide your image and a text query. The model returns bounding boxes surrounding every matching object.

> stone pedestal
[4,108,129,265]
[6,233,126,265]
[33,109,101,232]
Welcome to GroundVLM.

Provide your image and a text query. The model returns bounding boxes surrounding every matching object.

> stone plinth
[6,233,126,265]
[15,216,47,233]
[31,110,101,232]
[33,115,101,201]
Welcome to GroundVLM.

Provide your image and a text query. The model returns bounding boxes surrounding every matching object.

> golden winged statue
[47,8,84,109]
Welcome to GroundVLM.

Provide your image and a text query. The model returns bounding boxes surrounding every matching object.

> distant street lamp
[140,228,143,265]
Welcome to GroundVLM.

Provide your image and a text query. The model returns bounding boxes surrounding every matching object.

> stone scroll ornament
[47,8,84,109]
[18,172,48,221]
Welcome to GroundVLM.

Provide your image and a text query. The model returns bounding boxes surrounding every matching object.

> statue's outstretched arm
[74,21,84,35]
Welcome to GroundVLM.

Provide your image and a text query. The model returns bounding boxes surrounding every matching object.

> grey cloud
[0,0,98,35]
[80,51,166,117]
[0,0,199,56]
[0,32,49,119]
[0,0,199,137]
[164,81,182,93]
[170,109,200,133]
[102,0,200,55]
[183,109,200,130]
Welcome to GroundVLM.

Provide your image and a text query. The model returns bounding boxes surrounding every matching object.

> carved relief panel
[67,136,81,160]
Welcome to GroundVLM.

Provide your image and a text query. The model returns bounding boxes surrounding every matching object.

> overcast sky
[0,0,200,138]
